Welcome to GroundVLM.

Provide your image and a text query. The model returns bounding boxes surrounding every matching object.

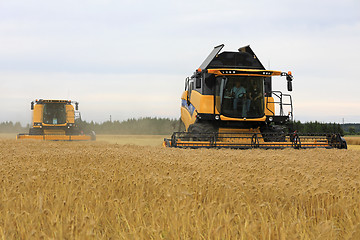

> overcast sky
[1,0,359,125]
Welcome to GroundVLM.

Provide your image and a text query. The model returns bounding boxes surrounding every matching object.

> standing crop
[0,139,359,239]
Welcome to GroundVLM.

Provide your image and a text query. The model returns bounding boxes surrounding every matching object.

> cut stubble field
[0,135,360,239]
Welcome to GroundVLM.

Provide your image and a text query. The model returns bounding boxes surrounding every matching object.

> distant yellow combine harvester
[17,99,95,141]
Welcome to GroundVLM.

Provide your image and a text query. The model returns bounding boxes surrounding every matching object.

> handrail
[265,91,293,121]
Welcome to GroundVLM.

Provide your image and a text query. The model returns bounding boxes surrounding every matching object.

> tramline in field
[164,44,347,149]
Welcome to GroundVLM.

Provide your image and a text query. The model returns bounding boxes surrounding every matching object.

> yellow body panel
[181,91,197,130]
[181,106,193,130]
[181,91,188,101]
[32,104,43,124]
[264,97,275,116]
[181,91,218,115]
[190,91,215,114]
[66,104,75,124]
[181,91,216,130]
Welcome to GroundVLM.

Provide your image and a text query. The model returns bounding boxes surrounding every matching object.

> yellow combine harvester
[164,44,347,149]
[17,99,95,141]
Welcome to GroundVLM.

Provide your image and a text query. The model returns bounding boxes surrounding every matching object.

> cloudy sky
[1,0,359,125]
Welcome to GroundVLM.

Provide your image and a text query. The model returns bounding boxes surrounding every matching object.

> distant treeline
[77,117,181,135]
[290,121,345,135]
[0,121,29,133]
[341,123,360,135]
[0,118,358,135]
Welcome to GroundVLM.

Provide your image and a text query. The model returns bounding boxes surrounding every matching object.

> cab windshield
[215,76,264,118]
[43,103,66,124]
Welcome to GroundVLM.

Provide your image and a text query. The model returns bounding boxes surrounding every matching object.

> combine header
[164,132,346,149]
[164,44,346,149]
[17,99,95,141]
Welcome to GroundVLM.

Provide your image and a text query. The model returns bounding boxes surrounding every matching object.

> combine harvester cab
[164,44,347,149]
[17,99,96,141]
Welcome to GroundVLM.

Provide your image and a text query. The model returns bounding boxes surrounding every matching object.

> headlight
[269,117,273,121]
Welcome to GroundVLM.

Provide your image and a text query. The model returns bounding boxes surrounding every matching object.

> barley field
[1,137,360,239]
[96,134,168,146]
[345,136,360,146]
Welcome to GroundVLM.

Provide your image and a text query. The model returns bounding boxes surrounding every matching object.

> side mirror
[187,84,191,105]
[286,75,293,92]
[287,80,292,92]
[184,77,189,91]
[31,101,34,110]
[75,102,79,111]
